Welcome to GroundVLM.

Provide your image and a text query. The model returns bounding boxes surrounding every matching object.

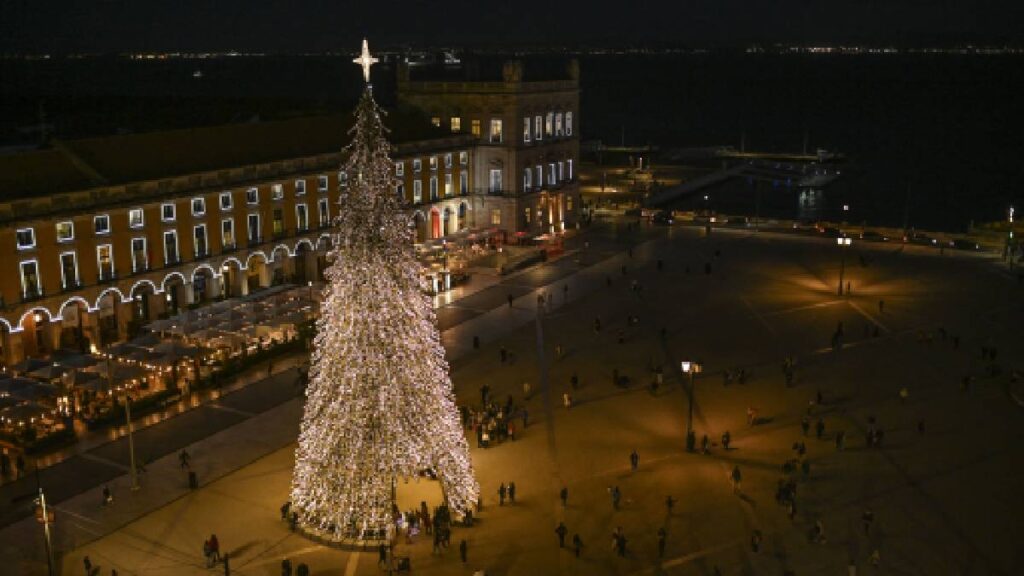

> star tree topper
[353,38,378,83]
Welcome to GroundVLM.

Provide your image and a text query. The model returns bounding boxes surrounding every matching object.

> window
[413,159,422,173]
[60,252,79,288]
[489,119,503,143]
[548,163,557,186]
[318,198,330,227]
[56,221,74,242]
[413,180,423,203]
[524,207,532,223]
[163,231,179,264]
[535,165,543,188]
[460,172,468,195]
[545,112,554,136]
[429,176,438,201]
[491,209,502,225]
[444,174,453,196]
[489,169,503,193]
[131,238,147,272]
[221,219,235,248]
[318,175,329,193]
[429,156,438,171]
[194,225,208,257]
[567,196,574,211]
[567,159,574,181]
[271,184,284,200]
[555,112,564,136]
[395,161,404,177]
[295,179,306,196]
[191,197,206,216]
[397,183,405,199]
[15,228,35,250]
[162,203,176,221]
[20,260,41,298]
[339,171,348,188]
[129,208,144,228]
[444,153,452,168]
[535,115,543,140]
[524,167,532,191]
[246,187,259,205]
[471,119,481,137]
[94,215,111,235]
[459,151,468,165]
[558,161,565,182]
[296,203,309,231]
[524,117,532,143]
[431,116,441,127]
[565,112,573,136]
[272,208,284,236]
[220,191,233,210]
[450,117,461,132]
[97,244,114,280]
[247,214,261,243]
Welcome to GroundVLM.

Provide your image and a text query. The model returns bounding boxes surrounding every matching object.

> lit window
[162,203,176,221]
[489,169,502,193]
[545,112,553,136]
[272,208,284,236]
[395,161,404,176]
[535,115,543,140]
[523,168,532,191]
[271,184,284,200]
[567,196,574,211]
[548,163,556,186]
[339,171,348,187]
[396,183,405,200]
[318,175,329,192]
[431,116,441,127]
[555,112,564,136]
[60,251,80,288]
[489,119,503,143]
[129,208,144,228]
[444,153,452,168]
[15,228,36,250]
[459,151,468,165]
[429,156,438,171]
[246,187,259,204]
[524,207,531,223]
[429,176,438,200]
[524,117,531,143]
[444,174,453,196]
[471,119,481,137]
[413,159,422,173]
[535,165,543,188]
[96,244,114,280]
[192,197,206,216]
[450,117,461,132]
[567,159,574,181]
[163,231,178,264]
[318,198,330,227]
[20,260,41,298]
[413,180,423,203]
[558,161,565,181]
[221,219,235,248]
[94,215,111,235]
[56,221,74,242]
[565,112,573,136]
[247,214,261,242]
[193,224,208,257]
[131,238,147,272]
[296,203,309,231]
[460,172,468,194]
[491,209,501,225]
[295,179,306,196]
[220,191,233,210]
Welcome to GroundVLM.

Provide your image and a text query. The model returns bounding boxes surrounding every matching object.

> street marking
[741,296,777,337]
[206,403,256,417]
[761,299,844,317]
[628,538,740,575]
[78,452,131,472]
[344,550,361,576]
[848,300,891,333]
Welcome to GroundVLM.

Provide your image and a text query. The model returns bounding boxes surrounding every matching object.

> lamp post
[837,236,852,296]
[681,361,700,451]
[106,354,139,491]
[36,486,54,576]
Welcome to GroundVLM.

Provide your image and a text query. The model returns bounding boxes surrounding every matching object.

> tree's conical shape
[290,88,479,541]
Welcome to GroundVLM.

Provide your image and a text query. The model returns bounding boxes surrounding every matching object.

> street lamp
[837,236,852,296]
[681,361,701,451]
[106,354,139,491]
[35,486,54,576]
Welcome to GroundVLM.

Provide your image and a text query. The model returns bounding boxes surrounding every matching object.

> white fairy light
[289,54,478,542]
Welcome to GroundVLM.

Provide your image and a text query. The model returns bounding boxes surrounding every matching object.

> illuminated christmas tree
[289,40,478,541]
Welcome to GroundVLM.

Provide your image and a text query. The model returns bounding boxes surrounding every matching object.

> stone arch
[190,263,218,284]
[161,271,188,292]
[93,287,127,311]
[0,316,13,333]
[270,244,292,263]
[245,251,269,270]
[17,307,55,330]
[128,279,159,300]
[59,296,92,318]
[219,256,244,273]
[294,238,314,254]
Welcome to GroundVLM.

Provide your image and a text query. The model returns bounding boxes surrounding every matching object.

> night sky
[2,0,1023,53]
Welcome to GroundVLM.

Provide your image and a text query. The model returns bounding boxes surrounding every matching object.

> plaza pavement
[10,220,1024,575]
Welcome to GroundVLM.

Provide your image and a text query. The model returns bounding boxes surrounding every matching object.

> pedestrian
[878,299,884,313]
[701,434,710,454]
[508,481,516,503]
[747,407,757,426]
[102,485,112,506]
[563,284,569,301]
[722,430,731,450]
[507,294,514,308]
[835,431,845,451]
[917,419,925,434]
[862,508,874,535]
[801,416,810,436]
[179,449,191,469]
[731,465,742,493]
[611,485,621,509]
[83,556,93,575]
[751,529,762,553]
[16,454,25,478]
[459,539,467,563]
[555,522,568,547]
[283,558,294,576]
[378,543,387,567]
[815,418,825,439]
[629,449,639,471]
[203,540,213,568]
[560,486,569,507]
[521,408,529,428]
[480,383,490,405]
[563,392,572,409]
[657,527,667,557]
[869,549,880,566]
[572,534,583,558]
[812,519,826,544]
[616,530,627,557]
[665,495,675,515]
[498,482,506,505]
[209,534,221,562]
[571,372,579,389]
[523,381,531,398]
[507,420,516,440]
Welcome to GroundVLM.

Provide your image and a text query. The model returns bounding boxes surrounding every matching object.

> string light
[289,51,478,542]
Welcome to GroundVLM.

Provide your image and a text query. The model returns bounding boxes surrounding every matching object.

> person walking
[282,558,294,576]
[572,534,583,558]
[862,508,874,535]
[722,430,731,450]
[179,449,191,470]
[616,530,628,557]
[459,539,468,563]
[560,486,569,507]
[102,485,112,506]
[801,416,810,436]
[555,522,568,547]
[610,486,621,509]
[507,294,514,308]
[521,408,529,428]
[657,527,667,557]
[378,543,387,567]
[522,381,531,399]
[83,556,93,575]
[665,495,675,515]
[508,481,516,504]
[629,450,639,471]
[731,465,742,494]
[203,540,213,568]
[815,418,825,439]
[563,392,572,409]
[209,534,221,563]
[498,483,506,506]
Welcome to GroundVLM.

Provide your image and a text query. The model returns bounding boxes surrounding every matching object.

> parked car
[860,230,890,242]
[950,238,981,251]
[652,211,674,225]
